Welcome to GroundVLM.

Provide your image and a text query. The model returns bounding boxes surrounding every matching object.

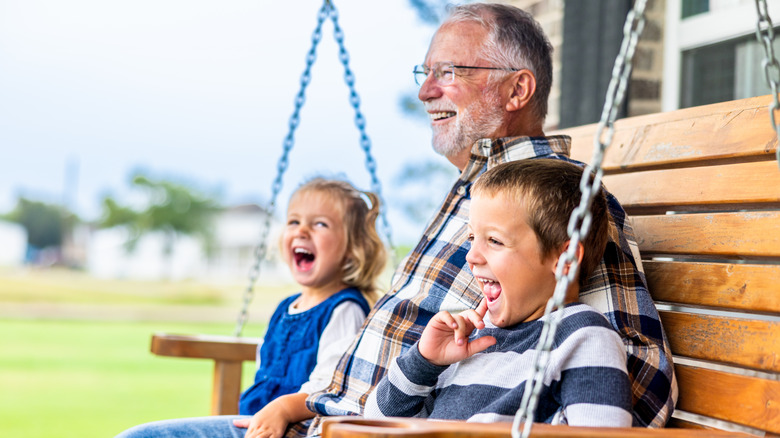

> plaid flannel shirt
[302,136,676,435]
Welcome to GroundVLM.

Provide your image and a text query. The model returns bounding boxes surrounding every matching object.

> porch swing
[152,0,780,436]
[322,0,780,437]
[149,0,396,416]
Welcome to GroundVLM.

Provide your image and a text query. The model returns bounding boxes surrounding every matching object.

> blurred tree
[2,197,74,249]
[99,172,223,278]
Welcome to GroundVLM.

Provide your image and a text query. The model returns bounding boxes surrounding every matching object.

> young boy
[363,159,633,427]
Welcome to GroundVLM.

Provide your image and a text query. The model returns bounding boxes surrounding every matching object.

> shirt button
[457,186,466,195]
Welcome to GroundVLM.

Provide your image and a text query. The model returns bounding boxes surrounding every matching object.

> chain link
[330,3,397,262]
[754,0,780,169]
[233,0,394,336]
[232,0,330,337]
[511,1,647,436]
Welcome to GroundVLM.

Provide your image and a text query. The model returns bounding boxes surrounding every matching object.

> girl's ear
[552,240,584,276]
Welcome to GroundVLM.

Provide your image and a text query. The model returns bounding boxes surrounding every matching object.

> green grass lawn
[0,318,260,438]
[0,268,294,438]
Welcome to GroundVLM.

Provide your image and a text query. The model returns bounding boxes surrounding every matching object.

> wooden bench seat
[151,95,780,437]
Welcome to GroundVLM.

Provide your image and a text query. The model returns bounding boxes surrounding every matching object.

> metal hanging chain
[754,0,780,169]
[233,0,394,337]
[329,3,397,260]
[232,0,330,337]
[511,1,648,436]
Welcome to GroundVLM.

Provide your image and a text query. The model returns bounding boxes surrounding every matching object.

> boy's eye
[466,234,474,242]
[488,237,503,246]
[314,221,328,228]
[287,219,299,226]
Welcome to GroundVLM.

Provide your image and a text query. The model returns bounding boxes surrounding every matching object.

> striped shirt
[364,303,633,427]
[303,136,675,435]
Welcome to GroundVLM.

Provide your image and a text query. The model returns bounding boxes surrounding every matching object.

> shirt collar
[459,135,572,183]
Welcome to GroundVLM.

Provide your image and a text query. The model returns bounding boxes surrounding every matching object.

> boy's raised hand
[418,299,497,366]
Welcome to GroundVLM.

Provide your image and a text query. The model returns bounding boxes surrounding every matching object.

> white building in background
[0,220,27,267]
[206,204,289,283]
[86,204,288,282]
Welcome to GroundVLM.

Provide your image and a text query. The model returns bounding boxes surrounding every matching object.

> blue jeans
[114,415,249,438]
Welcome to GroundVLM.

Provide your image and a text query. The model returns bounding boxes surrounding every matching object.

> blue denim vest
[238,287,369,415]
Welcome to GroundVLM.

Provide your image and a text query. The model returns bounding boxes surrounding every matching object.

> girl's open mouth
[293,247,315,271]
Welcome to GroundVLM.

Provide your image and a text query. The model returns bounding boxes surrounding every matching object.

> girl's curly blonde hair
[290,177,387,305]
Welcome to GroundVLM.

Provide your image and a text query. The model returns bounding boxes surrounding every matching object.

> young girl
[233,177,387,438]
[114,177,386,438]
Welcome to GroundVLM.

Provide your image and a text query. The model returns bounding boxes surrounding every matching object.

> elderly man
[305,3,675,434]
[115,4,675,438]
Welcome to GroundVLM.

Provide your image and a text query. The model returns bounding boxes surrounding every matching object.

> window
[680,34,780,109]
[681,0,708,19]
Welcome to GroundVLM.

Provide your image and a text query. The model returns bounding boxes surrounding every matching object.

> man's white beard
[430,89,505,159]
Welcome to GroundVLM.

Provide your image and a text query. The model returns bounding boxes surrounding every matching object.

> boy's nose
[465,245,483,265]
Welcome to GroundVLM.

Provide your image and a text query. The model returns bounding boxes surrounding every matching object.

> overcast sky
[0,0,449,243]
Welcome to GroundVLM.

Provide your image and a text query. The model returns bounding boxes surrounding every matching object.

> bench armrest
[151,333,260,415]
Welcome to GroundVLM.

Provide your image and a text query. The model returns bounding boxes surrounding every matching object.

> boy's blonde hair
[471,159,609,286]
[290,178,387,304]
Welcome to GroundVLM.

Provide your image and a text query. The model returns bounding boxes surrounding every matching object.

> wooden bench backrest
[323,95,780,438]
[565,94,780,435]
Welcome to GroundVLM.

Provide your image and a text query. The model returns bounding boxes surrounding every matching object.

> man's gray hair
[443,3,553,123]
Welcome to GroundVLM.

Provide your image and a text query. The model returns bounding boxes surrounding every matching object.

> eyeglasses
[413,61,519,86]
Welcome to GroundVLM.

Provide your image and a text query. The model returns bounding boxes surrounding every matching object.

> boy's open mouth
[479,278,502,303]
[293,247,315,271]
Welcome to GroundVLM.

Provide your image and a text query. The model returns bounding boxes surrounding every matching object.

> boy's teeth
[294,248,312,254]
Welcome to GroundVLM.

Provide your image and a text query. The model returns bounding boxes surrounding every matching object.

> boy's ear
[552,241,585,276]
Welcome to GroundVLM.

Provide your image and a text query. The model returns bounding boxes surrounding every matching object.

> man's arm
[580,193,677,427]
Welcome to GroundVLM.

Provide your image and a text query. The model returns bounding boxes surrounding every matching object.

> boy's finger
[436,310,457,329]
[468,335,497,356]
[460,309,486,330]
[452,314,476,344]
[475,298,488,318]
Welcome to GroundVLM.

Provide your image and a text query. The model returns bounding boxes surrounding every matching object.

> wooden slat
[602,161,780,212]
[631,211,780,258]
[675,364,780,434]
[666,418,720,430]
[659,311,780,372]
[560,95,778,171]
[645,261,780,313]
[321,417,750,438]
[150,333,258,361]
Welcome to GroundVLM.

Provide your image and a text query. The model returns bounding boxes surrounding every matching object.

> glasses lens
[439,63,455,84]
[413,65,427,86]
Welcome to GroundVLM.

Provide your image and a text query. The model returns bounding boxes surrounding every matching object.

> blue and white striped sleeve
[363,344,447,419]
